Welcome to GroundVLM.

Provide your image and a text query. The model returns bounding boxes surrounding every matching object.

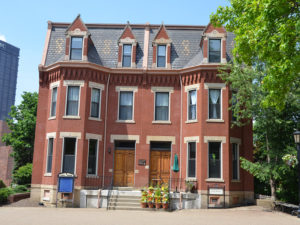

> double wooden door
[113,150,134,187]
[149,151,171,185]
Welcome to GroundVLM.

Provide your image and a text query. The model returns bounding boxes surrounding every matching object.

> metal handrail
[106,176,114,210]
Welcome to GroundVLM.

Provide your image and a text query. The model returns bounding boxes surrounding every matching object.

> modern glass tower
[0,40,19,120]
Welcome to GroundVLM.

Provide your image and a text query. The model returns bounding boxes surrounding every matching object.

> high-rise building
[0,40,19,186]
[0,40,19,120]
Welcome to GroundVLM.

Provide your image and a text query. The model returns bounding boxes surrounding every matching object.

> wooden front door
[149,151,171,185]
[114,150,134,187]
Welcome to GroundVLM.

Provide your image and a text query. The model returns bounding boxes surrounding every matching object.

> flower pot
[156,203,162,209]
[163,203,169,210]
[148,202,154,208]
[141,202,147,208]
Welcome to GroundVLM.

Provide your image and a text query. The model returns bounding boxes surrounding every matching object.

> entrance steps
[107,189,156,211]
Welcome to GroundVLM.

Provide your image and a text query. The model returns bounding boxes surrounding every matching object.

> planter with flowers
[161,186,169,210]
[154,187,162,209]
[140,189,148,208]
[147,186,155,208]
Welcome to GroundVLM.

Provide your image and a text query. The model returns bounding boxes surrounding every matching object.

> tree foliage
[219,62,300,202]
[211,0,300,109]
[1,92,38,170]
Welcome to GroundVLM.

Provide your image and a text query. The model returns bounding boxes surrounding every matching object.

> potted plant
[185,181,194,193]
[154,187,162,209]
[162,192,169,209]
[147,186,155,208]
[140,189,148,208]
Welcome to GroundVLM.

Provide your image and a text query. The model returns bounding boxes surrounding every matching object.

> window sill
[88,117,102,121]
[116,120,135,124]
[42,197,50,201]
[205,178,224,183]
[206,119,224,123]
[48,117,56,121]
[185,120,198,124]
[44,173,52,177]
[152,120,171,124]
[86,175,99,178]
[231,179,240,183]
[63,116,81,120]
[185,178,197,182]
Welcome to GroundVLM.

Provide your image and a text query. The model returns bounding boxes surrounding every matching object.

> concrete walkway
[0,206,299,225]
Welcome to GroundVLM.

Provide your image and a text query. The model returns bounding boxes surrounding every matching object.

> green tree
[218,63,300,202]
[211,0,300,109]
[2,92,38,170]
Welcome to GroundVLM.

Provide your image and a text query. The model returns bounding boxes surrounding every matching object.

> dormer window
[157,45,166,68]
[209,39,221,63]
[70,37,83,60]
[122,44,132,67]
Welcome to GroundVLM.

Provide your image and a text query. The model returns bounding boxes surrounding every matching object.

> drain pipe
[179,75,183,191]
[102,73,111,187]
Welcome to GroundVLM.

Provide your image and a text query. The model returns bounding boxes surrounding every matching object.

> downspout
[179,75,183,191]
[102,73,110,187]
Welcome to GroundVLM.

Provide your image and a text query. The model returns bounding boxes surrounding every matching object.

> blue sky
[0,0,229,105]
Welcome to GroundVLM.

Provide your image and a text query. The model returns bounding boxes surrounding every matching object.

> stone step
[107,206,165,211]
[109,196,140,200]
[109,202,140,207]
[109,198,140,203]
[113,187,134,191]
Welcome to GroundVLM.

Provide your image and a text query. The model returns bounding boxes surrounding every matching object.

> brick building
[0,40,19,186]
[31,15,254,208]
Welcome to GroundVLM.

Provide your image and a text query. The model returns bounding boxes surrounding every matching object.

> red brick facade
[31,17,254,207]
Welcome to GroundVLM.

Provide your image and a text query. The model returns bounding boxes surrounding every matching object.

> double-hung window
[62,137,77,174]
[208,142,221,178]
[232,143,239,180]
[66,86,80,116]
[187,142,196,178]
[155,92,169,121]
[87,139,98,175]
[157,45,166,68]
[119,91,133,120]
[90,88,101,118]
[122,44,132,67]
[209,89,221,119]
[188,90,197,120]
[209,39,221,63]
[46,138,54,174]
[70,37,83,60]
[50,87,57,118]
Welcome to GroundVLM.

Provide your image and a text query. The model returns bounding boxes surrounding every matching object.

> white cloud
[0,34,6,42]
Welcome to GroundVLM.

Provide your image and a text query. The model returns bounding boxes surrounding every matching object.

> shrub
[0,188,13,204]
[0,180,6,188]
[13,163,32,185]
[13,185,28,194]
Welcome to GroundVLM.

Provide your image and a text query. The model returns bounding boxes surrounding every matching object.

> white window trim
[63,80,84,119]
[156,44,167,68]
[185,140,198,179]
[86,138,99,177]
[204,136,226,181]
[204,83,226,122]
[44,132,56,176]
[186,89,198,123]
[122,44,133,68]
[89,82,104,121]
[151,86,174,123]
[60,137,78,175]
[49,81,60,120]
[230,138,241,181]
[69,36,84,61]
[115,86,138,123]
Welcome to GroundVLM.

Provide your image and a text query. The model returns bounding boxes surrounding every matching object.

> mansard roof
[44,20,234,69]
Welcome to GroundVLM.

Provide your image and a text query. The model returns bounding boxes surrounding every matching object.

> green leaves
[1,92,38,170]
[211,0,300,109]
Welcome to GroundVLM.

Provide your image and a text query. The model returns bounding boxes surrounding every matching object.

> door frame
[113,141,136,187]
[148,141,173,187]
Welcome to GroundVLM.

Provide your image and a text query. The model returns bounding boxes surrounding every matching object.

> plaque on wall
[138,159,146,166]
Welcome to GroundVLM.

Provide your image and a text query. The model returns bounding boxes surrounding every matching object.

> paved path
[0,206,299,225]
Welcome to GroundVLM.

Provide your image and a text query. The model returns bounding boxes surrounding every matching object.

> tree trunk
[266,133,276,200]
